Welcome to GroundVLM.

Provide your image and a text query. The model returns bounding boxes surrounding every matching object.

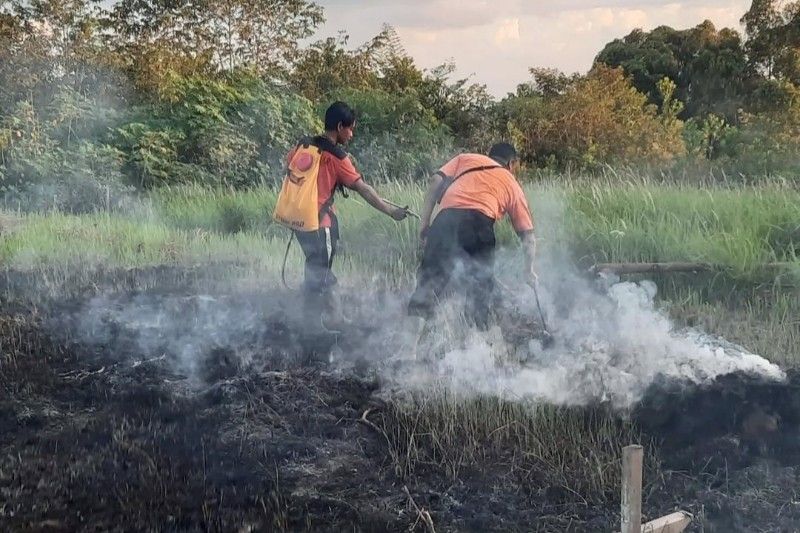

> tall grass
[665,286,800,367]
[0,211,286,269]
[567,180,800,276]
[2,180,799,289]
[3,180,797,360]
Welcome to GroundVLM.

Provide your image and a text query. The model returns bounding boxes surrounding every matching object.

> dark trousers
[408,208,497,330]
[294,217,339,319]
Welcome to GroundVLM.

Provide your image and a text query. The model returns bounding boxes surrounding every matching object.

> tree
[516,68,581,98]
[595,21,749,120]
[289,32,381,102]
[103,0,323,92]
[741,0,800,83]
[500,65,685,168]
[95,0,212,93]
[741,0,784,78]
[202,0,323,75]
[413,61,496,150]
[0,0,124,111]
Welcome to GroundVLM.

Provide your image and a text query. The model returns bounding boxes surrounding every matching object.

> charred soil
[1,271,800,532]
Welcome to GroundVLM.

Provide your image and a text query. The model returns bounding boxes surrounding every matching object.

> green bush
[0,93,135,213]
[114,71,320,189]
[326,88,454,181]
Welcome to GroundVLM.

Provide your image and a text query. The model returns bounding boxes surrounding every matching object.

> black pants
[408,208,497,330]
[294,217,339,319]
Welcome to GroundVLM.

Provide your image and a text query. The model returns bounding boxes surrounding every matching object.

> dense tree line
[0,0,798,211]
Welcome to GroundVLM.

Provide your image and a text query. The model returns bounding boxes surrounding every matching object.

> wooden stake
[621,445,643,533]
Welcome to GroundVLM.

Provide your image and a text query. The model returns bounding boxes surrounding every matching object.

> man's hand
[351,180,411,221]
[418,225,429,248]
[526,269,539,288]
[390,205,410,221]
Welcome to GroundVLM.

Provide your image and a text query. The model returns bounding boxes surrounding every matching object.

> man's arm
[349,180,407,220]
[419,173,443,241]
[506,179,537,285]
[519,230,538,285]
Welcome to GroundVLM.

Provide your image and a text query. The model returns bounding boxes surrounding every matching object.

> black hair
[324,101,356,131]
[488,142,518,166]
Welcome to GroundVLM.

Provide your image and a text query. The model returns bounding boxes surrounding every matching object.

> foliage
[741,0,800,83]
[595,21,750,120]
[327,87,453,180]
[500,66,685,169]
[114,72,320,188]
[0,89,134,213]
[102,0,323,93]
[3,0,800,198]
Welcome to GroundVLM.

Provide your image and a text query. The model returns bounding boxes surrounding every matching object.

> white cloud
[494,18,521,46]
[314,0,752,96]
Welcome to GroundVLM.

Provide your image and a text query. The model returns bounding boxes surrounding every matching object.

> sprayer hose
[281,232,295,290]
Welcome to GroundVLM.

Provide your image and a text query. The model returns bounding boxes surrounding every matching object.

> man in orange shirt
[407,142,537,336]
[287,102,409,331]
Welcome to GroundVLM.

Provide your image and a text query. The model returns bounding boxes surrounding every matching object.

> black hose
[281,232,295,290]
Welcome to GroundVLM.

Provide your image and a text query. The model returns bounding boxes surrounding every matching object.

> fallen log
[590,261,796,276]
[591,262,713,275]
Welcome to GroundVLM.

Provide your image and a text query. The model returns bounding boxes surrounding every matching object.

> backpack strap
[434,164,504,205]
[305,135,350,223]
[310,135,347,159]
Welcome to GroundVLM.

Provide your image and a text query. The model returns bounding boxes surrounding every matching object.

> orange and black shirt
[437,153,534,234]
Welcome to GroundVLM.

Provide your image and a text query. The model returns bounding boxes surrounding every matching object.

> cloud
[494,18,521,46]
[314,0,752,96]
[318,0,514,31]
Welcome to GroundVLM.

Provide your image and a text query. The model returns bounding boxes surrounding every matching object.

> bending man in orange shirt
[407,142,537,337]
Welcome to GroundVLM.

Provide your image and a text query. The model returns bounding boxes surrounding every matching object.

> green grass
[2,179,798,365]
[1,178,798,281]
[566,180,800,276]
[665,286,800,367]
[150,181,800,281]
[2,180,799,289]
[0,211,281,269]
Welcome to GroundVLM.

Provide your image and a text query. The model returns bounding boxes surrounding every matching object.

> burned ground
[2,270,800,532]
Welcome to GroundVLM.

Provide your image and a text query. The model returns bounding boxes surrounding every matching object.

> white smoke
[46,189,785,408]
[384,193,785,408]
[73,290,300,380]
[390,278,783,408]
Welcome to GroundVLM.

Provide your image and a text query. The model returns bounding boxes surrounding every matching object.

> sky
[314,0,751,96]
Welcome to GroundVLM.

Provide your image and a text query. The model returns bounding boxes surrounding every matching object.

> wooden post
[621,445,643,533]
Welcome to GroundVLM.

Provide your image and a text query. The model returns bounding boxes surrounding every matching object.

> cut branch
[590,262,796,276]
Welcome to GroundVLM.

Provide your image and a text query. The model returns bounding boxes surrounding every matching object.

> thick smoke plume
[384,192,784,408]
[41,190,785,410]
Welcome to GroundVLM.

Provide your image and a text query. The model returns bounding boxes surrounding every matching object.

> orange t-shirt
[286,136,362,228]
[437,153,534,234]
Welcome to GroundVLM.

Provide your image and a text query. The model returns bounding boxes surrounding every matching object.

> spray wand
[528,280,555,349]
[384,199,420,220]
[497,278,555,350]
